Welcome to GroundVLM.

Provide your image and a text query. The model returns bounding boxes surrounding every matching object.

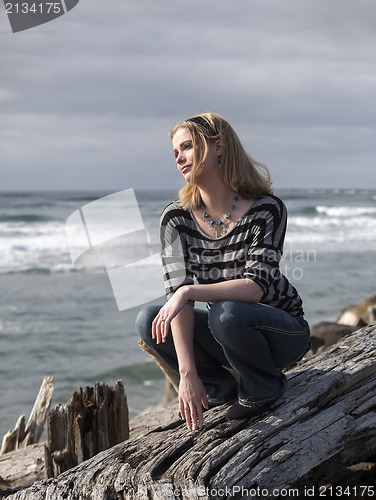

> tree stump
[5,323,376,500]
[45,380,129,478]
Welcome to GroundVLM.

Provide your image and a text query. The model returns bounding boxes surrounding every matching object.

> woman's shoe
[226,400,273,420]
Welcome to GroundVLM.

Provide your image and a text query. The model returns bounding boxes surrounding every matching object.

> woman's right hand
[179,372,208,430]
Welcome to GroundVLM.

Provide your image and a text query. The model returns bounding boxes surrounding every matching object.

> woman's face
[172,127,195,182]
[172,126,220,184]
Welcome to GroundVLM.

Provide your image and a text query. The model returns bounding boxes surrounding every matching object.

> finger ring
[161,318,166,322]
[184,407,189,411]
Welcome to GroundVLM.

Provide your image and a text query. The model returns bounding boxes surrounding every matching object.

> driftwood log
[0,377,54,456]
[5,323,376,499]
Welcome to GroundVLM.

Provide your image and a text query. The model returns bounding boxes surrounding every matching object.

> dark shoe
[226,401,273,420]
[206,399,233,408]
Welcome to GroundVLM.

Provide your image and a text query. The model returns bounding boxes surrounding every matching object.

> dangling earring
[218,156,222,167]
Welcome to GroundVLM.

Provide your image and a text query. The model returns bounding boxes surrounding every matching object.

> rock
[337,294,376,326]
[309,321,358,354]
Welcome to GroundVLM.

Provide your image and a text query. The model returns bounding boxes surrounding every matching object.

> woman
[136,113,310,430]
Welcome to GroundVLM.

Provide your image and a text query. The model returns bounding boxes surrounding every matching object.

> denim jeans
[135,300,310,406]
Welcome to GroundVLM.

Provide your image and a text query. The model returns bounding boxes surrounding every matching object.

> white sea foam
[0,220,71,273]
[0,216,162,274]
[316,206,376,217]
[289,215,376,230]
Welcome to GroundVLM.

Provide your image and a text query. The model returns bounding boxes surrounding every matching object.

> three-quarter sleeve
[243,198,287,297]
[160,203,195,301]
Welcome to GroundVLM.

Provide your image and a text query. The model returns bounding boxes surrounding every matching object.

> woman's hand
[179,372,208,430]
[153,296,205,431]
[152,287,189,344]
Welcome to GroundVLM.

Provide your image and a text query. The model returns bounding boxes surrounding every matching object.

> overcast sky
[1,0,375,192]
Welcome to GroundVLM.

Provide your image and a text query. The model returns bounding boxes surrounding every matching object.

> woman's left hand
[152,287,189,343]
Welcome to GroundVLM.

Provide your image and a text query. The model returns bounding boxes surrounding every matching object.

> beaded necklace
[201,194,238,237]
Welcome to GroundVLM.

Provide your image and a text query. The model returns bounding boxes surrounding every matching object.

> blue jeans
[135,300,310,406]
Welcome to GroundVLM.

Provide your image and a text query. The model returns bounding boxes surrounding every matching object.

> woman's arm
[154,278,263,350]
[154,279,263,336]
[182,278,264,304]
[152,303,208,430]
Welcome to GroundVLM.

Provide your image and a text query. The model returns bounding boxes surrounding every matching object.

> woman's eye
[174,142,192,158]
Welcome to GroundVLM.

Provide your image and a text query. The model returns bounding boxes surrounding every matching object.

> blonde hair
[170,112,273,210]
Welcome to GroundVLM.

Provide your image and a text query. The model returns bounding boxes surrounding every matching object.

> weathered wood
[6,323,376,499]
[21,376,54,449]
[0,376,54,456]
[0,408,180,496]
[0,417,26,456]
[138,339,180,392]
[129,401,180,439]
[44,380,129,479]
[0,442,46,495]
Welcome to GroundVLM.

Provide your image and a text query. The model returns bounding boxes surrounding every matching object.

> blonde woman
[136,113,310,430]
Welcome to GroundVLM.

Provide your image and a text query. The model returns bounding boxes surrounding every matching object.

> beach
[0,188,375,439]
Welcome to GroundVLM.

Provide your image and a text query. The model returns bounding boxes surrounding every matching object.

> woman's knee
[208,300,241,341]
[135,304,161,343]
[208,300,266,342]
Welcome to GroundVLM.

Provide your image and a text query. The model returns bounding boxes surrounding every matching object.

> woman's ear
[215,140,223,157]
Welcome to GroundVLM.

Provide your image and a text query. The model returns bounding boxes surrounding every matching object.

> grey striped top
[160,194,304,317]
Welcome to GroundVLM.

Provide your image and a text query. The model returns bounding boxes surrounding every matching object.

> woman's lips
[180,165,191,174]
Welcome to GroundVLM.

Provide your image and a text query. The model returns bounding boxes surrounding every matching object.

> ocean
[0,188,375,440]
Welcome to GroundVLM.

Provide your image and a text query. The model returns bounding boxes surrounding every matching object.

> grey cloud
[1,0,375,190]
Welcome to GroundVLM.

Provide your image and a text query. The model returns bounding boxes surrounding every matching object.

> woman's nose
[176,152,185,164]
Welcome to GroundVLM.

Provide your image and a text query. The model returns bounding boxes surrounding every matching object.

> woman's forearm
[170,303,208,430]
[181,278,264,305]
[170,303,197,376]
[153,279,263,345]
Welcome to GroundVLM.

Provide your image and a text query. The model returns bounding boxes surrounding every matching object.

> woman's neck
[199,183,237,214]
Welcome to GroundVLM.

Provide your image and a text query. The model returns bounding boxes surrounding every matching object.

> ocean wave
[5,263,75,275]
[1,191,375,275]
[0,218,72,274]
[316,206,376,217]
[285,232,376,247]
[0,213,60,223]
[289,214,376,229]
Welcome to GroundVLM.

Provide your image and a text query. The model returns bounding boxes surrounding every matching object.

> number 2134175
[319,485,374,496]
[5,3,62,14]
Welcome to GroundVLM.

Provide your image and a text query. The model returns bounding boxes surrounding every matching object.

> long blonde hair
[170,113,273,210]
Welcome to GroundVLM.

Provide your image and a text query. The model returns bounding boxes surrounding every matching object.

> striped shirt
[160,194,304,317]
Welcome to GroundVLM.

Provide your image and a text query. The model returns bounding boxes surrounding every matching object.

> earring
[218,157,222,167]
